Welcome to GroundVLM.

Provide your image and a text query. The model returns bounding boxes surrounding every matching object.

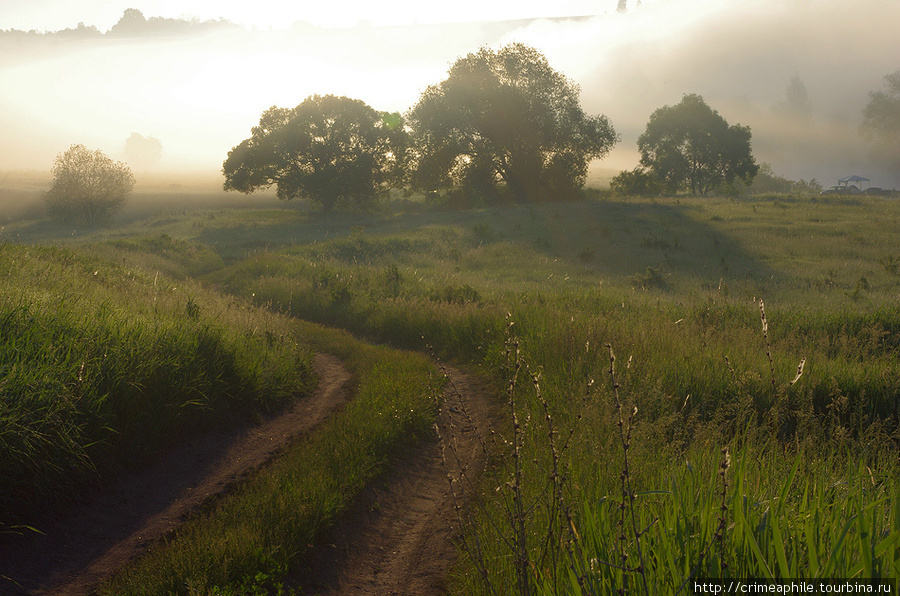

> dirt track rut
[0,357,494,596]
[292,365,494,596]
[0,354,351,596]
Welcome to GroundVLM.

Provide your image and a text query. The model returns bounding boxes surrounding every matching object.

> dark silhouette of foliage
[638,93,758,196]
[610,167,663,197]
[407,43,617,204]
[0,12,233,43]
[44,144,135,226]
[223,95,406,212]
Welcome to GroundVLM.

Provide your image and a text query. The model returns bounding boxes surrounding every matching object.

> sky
[2,0,899,188]
[1,0,619,30]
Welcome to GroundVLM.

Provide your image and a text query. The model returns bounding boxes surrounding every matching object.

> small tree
[861,68,900,171]
[223,95,406,212]
[44,144,135,226]
[638,94,758,195]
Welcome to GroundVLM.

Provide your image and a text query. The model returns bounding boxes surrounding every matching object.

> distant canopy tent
[838,175,870,190]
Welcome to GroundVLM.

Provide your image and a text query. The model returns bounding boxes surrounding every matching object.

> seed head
[720,446,731,473]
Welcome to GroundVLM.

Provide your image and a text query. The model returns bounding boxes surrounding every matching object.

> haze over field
[2,0,899,188]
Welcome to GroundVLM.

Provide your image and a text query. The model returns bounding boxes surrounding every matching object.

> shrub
[610,167,663,197]
[44,144,135,226]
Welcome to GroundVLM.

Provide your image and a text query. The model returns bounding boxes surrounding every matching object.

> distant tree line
[610,67,900,198]
[42,47,897,226]
[745,164,821,195]
[226,47,897,208]
[0,8,237,39]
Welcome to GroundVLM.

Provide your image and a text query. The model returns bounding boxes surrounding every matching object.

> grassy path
[291,364,496,595]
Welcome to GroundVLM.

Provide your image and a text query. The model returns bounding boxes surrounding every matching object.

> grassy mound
[0,243,315,527]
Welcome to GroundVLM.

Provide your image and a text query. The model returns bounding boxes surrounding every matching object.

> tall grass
[439,321,898,595]
[0,243,315,528]
[196,196,899,591]
[98,323,439,595]
[5,193,899,590]
[572,444,900,593]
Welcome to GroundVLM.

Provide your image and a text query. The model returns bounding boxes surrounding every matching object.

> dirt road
[0,354,351,596]
[291,365,495,595]
[0,357,494,596]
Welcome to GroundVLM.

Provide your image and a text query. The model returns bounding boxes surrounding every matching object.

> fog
[2,0,898,189]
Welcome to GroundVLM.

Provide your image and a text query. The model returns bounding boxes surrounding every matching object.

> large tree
[861,68,900,170]
[638,93,758,196]
[44,144,135,226]
[223,95,406,212]
[407,43,617,203]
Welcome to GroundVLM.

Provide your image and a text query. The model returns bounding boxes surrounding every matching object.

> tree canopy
[44,144,135,226]
[861,68,900,169]
[223,95,406,212]
[638,93,758,196]
[406,43,617,204]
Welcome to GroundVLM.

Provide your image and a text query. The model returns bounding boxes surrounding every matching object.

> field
[1,174,898,593]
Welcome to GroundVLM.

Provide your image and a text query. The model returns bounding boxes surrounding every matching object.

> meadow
[1,178,898,593]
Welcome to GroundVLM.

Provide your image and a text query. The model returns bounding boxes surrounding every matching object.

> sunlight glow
[1,0,898,186]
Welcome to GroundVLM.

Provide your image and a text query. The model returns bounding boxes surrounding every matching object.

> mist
[2,0,898,189]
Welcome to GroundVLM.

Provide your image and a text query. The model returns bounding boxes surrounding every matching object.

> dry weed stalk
[431,317,594,595]
[675,443,733,594]
[505,323,531,596]
[530,367,594,592]
[758,299,777,392]
[714,445,731,573]
[427,340,497,595]
[606,344,650,596]
[757,299,809,444]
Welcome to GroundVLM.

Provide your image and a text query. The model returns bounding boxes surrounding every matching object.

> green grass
[3,190,899,592]
[183,194,899,591]
[574,444,900,591]
[0,242,316,528]
[98,322,439,595]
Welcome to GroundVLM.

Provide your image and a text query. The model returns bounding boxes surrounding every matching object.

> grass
[574,444,900,591]
[183,194,899,591]
[98,322,439,595]
[0,242,316,528]
[2,187,899,592]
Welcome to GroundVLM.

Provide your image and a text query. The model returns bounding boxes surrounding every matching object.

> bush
[749,163,823,196]
[44,144,135,226]
[610,167,663,197]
